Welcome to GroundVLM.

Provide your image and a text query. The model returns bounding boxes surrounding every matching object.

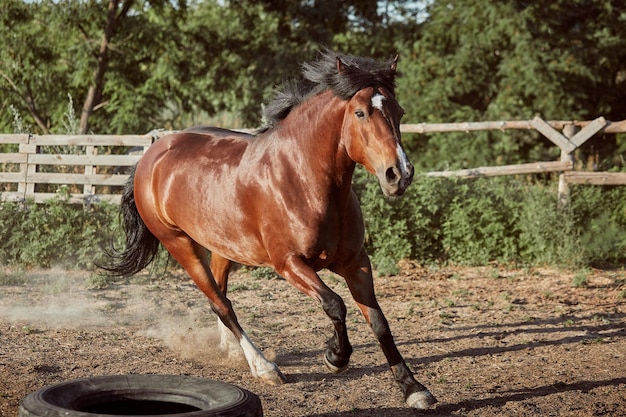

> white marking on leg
[371,93,385,111]
[239,332,280,380]
[217,318,242,358]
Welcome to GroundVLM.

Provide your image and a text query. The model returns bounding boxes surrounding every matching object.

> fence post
[18,134,37,200]
[83,145,97,197]
[558,124,579,207]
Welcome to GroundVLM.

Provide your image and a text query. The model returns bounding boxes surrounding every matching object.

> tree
[1,0,77,133]
[0,0,393,133]
[395,0,626,170]
[0,0,188,134]
[78,0,134,134]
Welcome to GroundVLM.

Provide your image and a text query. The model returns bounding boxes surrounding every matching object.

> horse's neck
[272,91,356,195]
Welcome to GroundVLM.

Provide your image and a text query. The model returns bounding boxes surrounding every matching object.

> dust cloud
[0,269,242,366]
[0,271,108,327]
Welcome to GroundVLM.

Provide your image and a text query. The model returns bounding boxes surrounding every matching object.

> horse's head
[339,57,414,197]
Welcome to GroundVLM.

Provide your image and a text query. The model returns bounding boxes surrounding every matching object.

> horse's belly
[202,233,272,268]
[167,192,272,268]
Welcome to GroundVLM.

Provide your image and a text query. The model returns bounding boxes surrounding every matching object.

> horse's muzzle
[379,162,414,197]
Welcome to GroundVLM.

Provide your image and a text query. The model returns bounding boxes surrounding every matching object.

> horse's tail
[100,167,161,276]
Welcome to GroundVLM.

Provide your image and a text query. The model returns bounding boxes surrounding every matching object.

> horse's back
[183,125,255,140]
[144,128,251,168]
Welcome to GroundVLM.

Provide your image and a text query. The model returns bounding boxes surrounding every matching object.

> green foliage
[569,185,626,267]
[248,266,280,281]
[0,269,27,286]
[516,185,580,266]
[441,179,521,265]
[0,0,391,133]
[0,189,120,269]
[85,274,115,290]
[572,269,590,288]
[357,174,626,273]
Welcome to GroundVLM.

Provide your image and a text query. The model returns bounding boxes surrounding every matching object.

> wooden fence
[0,132,162,204]
[405,116,626,206]
[1,117,625,204]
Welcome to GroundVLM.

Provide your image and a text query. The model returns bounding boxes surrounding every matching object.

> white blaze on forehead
[371,93,385,111]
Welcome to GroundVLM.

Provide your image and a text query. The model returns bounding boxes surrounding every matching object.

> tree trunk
[79,0,133,134]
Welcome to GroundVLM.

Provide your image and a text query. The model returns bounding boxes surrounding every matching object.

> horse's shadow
[275,312,626,415]
[302,377,626,417]
[401,312,626,366]
[279,312,626,370]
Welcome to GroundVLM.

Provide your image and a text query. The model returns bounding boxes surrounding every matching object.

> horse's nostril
[386,166,400,184]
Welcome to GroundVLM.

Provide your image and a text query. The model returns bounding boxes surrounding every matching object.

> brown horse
[104,51,436,409]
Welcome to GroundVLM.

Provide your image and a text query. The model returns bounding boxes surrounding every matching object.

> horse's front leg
[333,248,437,410]
[276,255,353,373]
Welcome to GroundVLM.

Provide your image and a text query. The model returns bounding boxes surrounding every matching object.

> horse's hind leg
[333,248,437,409]
[160,234,286,385]
[209,253,241,357]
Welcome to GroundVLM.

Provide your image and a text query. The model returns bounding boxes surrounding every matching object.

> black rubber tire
[19,374,262,417]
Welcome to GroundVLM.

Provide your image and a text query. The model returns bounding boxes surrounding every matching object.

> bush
[356,171,626,273]
[441,179,521,265]
[0,189,121,269]
[569,185,626,267]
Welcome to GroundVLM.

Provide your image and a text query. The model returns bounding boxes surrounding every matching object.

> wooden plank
[604,119,626,134]
[400,119,626,134]
[0,172,26,182]
[0,192,26,202]
[401,120,533,133]
[0,154,28,163]
[83,145,96,195]
[563,171,626,185]
[425,160,573,178]
[12,192,123,204]
[0,134,30,144]
[27,154,141,166]
[23,143,36,196]
[570,117,607,147]
[530,117,577,153]
[26,172,130,186]
[30,135,154,147]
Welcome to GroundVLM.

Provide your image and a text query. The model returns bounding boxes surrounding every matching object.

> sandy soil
[1,264,625,416]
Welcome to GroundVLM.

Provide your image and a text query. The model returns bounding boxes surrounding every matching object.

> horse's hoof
[258,368,287,386]
[323,353,349,373]
[406,389,437,409]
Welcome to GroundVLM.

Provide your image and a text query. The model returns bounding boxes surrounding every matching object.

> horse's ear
[336,57,345,74]
[390,54,399,71]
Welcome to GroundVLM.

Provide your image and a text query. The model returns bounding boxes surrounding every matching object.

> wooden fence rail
[1,118,625,204]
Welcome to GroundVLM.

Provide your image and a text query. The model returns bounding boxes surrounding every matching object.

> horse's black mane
[263,50,400,127]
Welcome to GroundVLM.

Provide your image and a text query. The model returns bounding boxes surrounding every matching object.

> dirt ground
[1,264,625,417]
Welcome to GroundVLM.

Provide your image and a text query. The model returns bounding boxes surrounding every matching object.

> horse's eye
[355,110,366,119]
